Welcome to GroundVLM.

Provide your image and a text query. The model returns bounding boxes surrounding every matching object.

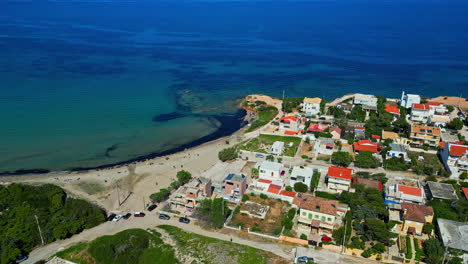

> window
[308,213,313,219]
[321,216,325,222]
[327,217,332,222]
[315,215,319,219]
[302,212,306,217]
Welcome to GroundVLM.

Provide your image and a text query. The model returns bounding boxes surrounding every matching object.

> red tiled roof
[280,116,298,123]
[401,202,434,223]
[352,178,383,191]
[329,126,342,134]
[372,135,381,139]
[413,104,430,110]
[427,101,442,106]
[439,142,446,149]
[449,144,468,157]
[328,166,352,180]
[397,185,422,197]
[293,194,341,215]
[355,126,365,130]
[462,187,468,200]
[307,123,329,132]
[267,184,282,194]
[385,105,400,115]
[411,125,441,135]
[284,130,298,135]
[280,190,296,198]
[353,140,380,153]
[258,179,272,184]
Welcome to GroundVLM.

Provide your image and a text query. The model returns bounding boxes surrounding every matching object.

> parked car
[321,235,332,242]
[134,212,146,217]
[106,213,116,221]
[294,256,314,264]
[318,117,326,120]
[280,170,286,176]
[255,153,264,158]
[15,256,28,263]
[147,204,157,211]
[179,217,190,224]
[122,213,132,219]
[113,215,122,222]
[159,214,171,220]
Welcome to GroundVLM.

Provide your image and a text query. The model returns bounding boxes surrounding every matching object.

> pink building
[223,173,247,202]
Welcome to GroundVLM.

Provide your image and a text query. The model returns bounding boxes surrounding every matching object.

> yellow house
[293,194,348,235]
[409,125,441,147]
[401,202,434,235]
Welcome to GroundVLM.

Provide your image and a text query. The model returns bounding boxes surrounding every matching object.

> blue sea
[1,0,468,173]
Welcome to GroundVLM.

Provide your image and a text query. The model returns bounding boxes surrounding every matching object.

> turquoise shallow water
[1,0,468,172]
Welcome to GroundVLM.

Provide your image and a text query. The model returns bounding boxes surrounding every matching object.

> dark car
[122,213,132,219]
[321,235,332,242]
[159,214,171,220]
[318,117,326,120]
[179,217,190,224]
[106,213,116,221]
[134,212,146,217]
[15,256,28,263]
[280,170,286,176]
[147,204,157,211]
[295,256,314,264]
[255,153,264,158]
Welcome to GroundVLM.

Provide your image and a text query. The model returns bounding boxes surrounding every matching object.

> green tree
[282,97,304,113]
[320,98,326,114]
[362,218,397,245]
[423,238,444,264]
[287,208,296,220]
[348,105,366,122]
[447,118,464,130]
[149,188,171,203]
[422,223,434,234]
[285,186,293,191]
[176,170,192,185]
[293,182,308,193]
[354,151,381,168]
[331,151,353,167]
[310,171,321,192]
[218,147,237,161]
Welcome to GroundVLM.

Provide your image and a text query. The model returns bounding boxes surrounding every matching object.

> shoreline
[0,108,248,177]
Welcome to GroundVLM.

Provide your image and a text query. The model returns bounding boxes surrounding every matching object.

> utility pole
[143,196,146,211]
[342,215,347,253]
[115,180,121,206]
[34,215,45,246]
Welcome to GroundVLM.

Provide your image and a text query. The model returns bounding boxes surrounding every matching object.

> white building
[411,102,449,124]
[271,141,284,155]
[302,97,322,116]
[313,137,335,155]
[400,92,421,108]
[387,143,409,161]
[386,184,424,204]
[258,161,283,182]
[410,103,431,123]
[354,94,377,107]
[290,166,314,188]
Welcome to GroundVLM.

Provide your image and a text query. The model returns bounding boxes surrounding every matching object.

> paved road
[26,210,375,264]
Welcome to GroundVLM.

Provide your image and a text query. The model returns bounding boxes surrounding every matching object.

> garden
[240,134,301,157]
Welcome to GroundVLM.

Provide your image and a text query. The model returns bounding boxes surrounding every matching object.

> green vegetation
[405,234,412,260]
[327,106,346,118]
[320,98,326,113]
[361,243,385,258]
[0,184,106,264]
[282,97,304,113]
[414,238,424,261]
[259,193,268,199]
[151,170,193,203]
[347,105,366,122]
[293,182,308,193]
[446,105,455,112]
[354,171,388,183]
[246,105,278,133]
[76,181,105,195]
[426,199,468,221]
[193,198,229,229]
[408,152,448,177]
[314,191,338,200]
[239,134,301,157]
[242,194,249,202]
[331,151,353,167]
[423,238,444,264]
[310,171,320,192]
[354,151,381,168]
[384,157,410,171]
[158,225,284,264]
[150,188,170,203]
[447,118,463,130]
[218,147,238,161]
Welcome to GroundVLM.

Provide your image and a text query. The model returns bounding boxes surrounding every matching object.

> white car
[112,215,122,222]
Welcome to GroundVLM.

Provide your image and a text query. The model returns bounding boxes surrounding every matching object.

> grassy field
[158,225,288,264]
[240,134,301,157]
[76,181,106,195]
[56,229,179,264]
[246,105,278,133]
[408,152,445,173]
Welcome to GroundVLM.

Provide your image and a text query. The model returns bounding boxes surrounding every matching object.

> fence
[279,235,308,245]
[247,228,281,240]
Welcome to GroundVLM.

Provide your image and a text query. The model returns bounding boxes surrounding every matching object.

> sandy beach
[1,94,277,214]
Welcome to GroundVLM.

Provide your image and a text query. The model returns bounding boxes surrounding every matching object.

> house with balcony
[293,194,348,235]
[354,94,378,107]
[440,142,468,176]
[382,130,408,145]
[279,116,301,133]
[400,202,434,235]
[290,166,314,188]
[302,97,322,116]
[223,173,247,202]
[411,102,449,124]
[258,161,283,184]
[327,166,353,192]
[411,103,431,123]
[170,177,212,213]
[386,184,425,204]
[400,92,421,108]
[409,124,441,147]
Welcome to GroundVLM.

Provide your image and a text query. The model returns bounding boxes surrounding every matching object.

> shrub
[259,194,268,199]
[176,170,192,185]
[285,186,293,191]
[150,188,171,203]
[281,217,293,230]
[218,147,237,161]
[293,182,308,193]
[331,151,353,167]
[242,194,249,202]
[287,208,296,220]
[354,151,380,168]
[273,228,282,235]
[237,222,245,228]
[423,223,434,234]
[250,226,261,232]
[406,234,412,260]
[233,206,240,215]
[300,234,308,240]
